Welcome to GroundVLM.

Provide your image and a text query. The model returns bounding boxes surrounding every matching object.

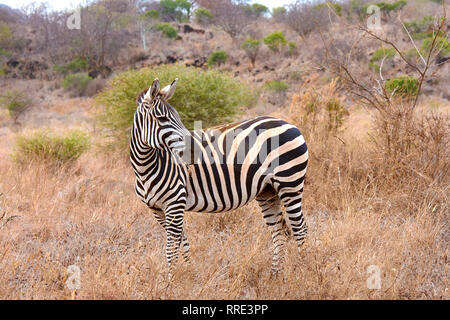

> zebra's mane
[136,87,150,107]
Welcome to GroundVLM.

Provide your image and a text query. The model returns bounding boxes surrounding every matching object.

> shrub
[404,48,419,61]
[14,130,89,165]
[54,57,88,75]
[314,2,343,16]
[371,47,397,61]
[0,89,32,122]
[0,48,10,57]
[385,76,419,97]
[272,7,287,21]
[61,73,93,96]
[265,80,289,92]
[325,97,347,131]
[421,36,450,57]
[264,31,287,52]
[208,50,227,67]
[363,0,407,17]
[404,15,433,34]
[85,78,106,97]
[288,41,297,56]
[241,38,261,67]
[194,8,213,26]
[143,9,160,20]
[369,47,397,72]
[289,78,348,139]
[155,23,179,39]
[0,21,12,48]
[96,64,256,145]
[244,3,269,18]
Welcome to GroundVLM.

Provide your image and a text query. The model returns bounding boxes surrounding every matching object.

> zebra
[130,78,308,279]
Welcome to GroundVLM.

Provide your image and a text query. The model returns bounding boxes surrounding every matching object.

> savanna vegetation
[0,0,448,300]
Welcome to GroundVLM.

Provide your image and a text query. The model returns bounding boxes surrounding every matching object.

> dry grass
[0,78,448,300]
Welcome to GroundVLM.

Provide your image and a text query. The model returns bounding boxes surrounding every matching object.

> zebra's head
[134,78,189,155]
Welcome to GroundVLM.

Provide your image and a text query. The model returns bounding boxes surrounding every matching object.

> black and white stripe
[130,79,308,278]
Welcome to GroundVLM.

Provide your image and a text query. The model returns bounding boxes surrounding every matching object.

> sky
[1,0,296,12]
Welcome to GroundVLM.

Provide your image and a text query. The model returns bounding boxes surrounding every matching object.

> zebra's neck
[131,135,188,208]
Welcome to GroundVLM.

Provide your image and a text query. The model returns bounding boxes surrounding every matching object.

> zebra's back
[183,116,308,212]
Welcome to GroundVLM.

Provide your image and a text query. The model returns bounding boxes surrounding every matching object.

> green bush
[265,80,289,92]
[369,47,397,72]
[365,1,406,13]
[325,97,347,131]
[14,130,89,165]
[404,48,419,61]
[244,3,269,18]
[385,76,419,97]
[314,2,343,16]
[421,36,450,56]
[371,47,397,61]
[54,57,88,75]
[404,15,433,34]
[288,41,297,56]
[272,6,287,21]
[143,9,160,20]
[0,22,12,48]
[264,31,287,52]
[96,64,257,145]
[194,8,213,26]
[272,7,287,15]
[159,0,191,22]
[0,48,11,57]
[155,23,179,39]
[241,38,261,50]
[0,89,32,121]
[208,50,227,67]
[61,73,93,96]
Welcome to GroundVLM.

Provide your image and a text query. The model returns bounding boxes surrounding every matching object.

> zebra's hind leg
[256,192,288,277]
[279,187,308,253]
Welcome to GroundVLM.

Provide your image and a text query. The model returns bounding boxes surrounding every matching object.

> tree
[285,1,330,38]
[264,31,287,52]
[272,6,287,22]
[241,38,261,68]
[244,3,269,19]
[194,8,213,26]
[159,0,192,22]
[138,9,160,51]
[199,0,249,40]
[74,0,134,76]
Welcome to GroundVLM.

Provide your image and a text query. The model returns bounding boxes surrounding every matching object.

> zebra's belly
[185,163,272,213]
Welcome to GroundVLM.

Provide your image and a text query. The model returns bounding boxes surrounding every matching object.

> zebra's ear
[160,78,178,101]
[144,78,160,101]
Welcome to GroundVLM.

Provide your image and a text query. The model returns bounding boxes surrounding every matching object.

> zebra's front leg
[181,231,191,263]
[152,208,189,263]
[164,208,186,280]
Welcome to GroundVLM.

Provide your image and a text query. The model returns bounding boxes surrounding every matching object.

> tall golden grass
[0,79,448,299]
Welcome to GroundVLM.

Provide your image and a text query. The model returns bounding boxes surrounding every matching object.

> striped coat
[131,79,308,278]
